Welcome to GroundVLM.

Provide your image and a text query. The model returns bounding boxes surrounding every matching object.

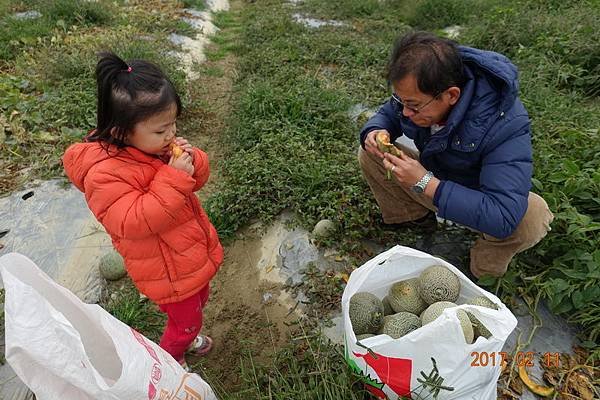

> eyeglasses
[391,91,442,114]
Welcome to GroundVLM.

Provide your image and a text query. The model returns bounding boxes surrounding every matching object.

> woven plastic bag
[343,245,517,399]
[0,252,217,400]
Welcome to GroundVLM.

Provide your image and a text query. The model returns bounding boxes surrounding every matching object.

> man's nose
[402,107,416,117]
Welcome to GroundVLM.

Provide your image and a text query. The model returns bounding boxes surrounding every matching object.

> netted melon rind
[422,301,474,344]
[418,265,460,304]
[467,295,499,310]
[388,278,427,315]
[349,292,384,335]
[379,312,422,339]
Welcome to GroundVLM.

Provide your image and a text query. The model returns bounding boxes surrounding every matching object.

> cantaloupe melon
[467,296,499,310]
[421,301,474,344]
[382,295,394,316]
[98,251,126,281]
[349,292,384,335]
[379,312,422,339]
[388,278,427,315]
[418,265,460,304]
[466,296,497,339]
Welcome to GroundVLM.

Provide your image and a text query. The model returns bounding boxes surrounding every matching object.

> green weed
[204,325,371,400]
[0,0,115,62]
[181,0,206,10]
[101,279,166,343]
[405,0,492,30]
[201,65,225,78]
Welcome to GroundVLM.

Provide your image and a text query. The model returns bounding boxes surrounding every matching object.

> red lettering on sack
[131,327,162,365]
[151,363,163,385]
[148,382,157,400]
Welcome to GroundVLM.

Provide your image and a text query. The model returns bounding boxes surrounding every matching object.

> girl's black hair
[87,52,182,148]
[387,31,466,95]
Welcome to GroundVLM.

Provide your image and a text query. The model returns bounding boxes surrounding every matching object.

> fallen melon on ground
[98,251,126,281]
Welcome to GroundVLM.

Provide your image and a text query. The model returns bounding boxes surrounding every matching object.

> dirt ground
[196,226,299,390]
[179,14,298,390]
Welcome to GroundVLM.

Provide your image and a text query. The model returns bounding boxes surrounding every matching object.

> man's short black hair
[387,31,466,96]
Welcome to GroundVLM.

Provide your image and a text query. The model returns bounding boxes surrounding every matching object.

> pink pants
[158,284,210,362]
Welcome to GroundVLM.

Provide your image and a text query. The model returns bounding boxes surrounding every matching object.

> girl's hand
[169,151,194,176]
[172,137,194,161]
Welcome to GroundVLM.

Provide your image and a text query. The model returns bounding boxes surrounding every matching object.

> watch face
[412,185,424,194]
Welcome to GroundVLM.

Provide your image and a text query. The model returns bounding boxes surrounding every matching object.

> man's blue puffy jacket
[360,46,532,239]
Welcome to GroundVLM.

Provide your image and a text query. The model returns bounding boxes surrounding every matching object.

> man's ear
[446,86,461,105]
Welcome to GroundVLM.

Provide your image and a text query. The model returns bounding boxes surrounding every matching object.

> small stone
[262,292,273,303]
[13,11,42,20]
[312,219,336,238]
[98,251,126,281]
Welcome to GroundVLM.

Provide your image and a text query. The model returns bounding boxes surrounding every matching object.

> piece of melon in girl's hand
[170,143,183,159]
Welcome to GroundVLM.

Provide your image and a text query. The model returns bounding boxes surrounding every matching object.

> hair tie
[123,65,132,73]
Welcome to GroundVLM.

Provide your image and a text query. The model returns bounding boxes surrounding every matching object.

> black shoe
[382,212,438,232]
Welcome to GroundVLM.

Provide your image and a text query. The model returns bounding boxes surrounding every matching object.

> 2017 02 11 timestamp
[470,351,561,367]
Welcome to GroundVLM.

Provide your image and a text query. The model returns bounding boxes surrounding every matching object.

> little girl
[63,52,223,370]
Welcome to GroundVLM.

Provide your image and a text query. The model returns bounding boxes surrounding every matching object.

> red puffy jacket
[63,142,223,304]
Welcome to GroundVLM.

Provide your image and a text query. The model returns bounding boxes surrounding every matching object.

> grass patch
[405,0,493,31]
[0,0,116,62]
[180,0,206,10]
[100,279,166,343]
[212,331,371,400]
[0,4,188,193]
[201,64,225,78]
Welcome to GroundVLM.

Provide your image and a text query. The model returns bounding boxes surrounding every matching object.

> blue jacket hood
[458,45,520,113]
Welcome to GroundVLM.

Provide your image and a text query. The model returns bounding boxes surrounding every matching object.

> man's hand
[365,129,389,158]
[382,152,427,188]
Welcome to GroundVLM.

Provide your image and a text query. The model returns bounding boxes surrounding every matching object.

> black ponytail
[87,52,182,148]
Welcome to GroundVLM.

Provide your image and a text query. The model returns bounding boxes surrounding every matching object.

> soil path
[180,2,296,391]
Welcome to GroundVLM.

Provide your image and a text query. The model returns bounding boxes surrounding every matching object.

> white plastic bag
[343,246,517,400]
[0,252,218,400]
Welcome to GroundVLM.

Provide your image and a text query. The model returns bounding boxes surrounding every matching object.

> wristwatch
[412,171,434,193]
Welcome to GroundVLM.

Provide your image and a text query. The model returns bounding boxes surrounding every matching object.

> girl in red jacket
[63,52,224,370]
